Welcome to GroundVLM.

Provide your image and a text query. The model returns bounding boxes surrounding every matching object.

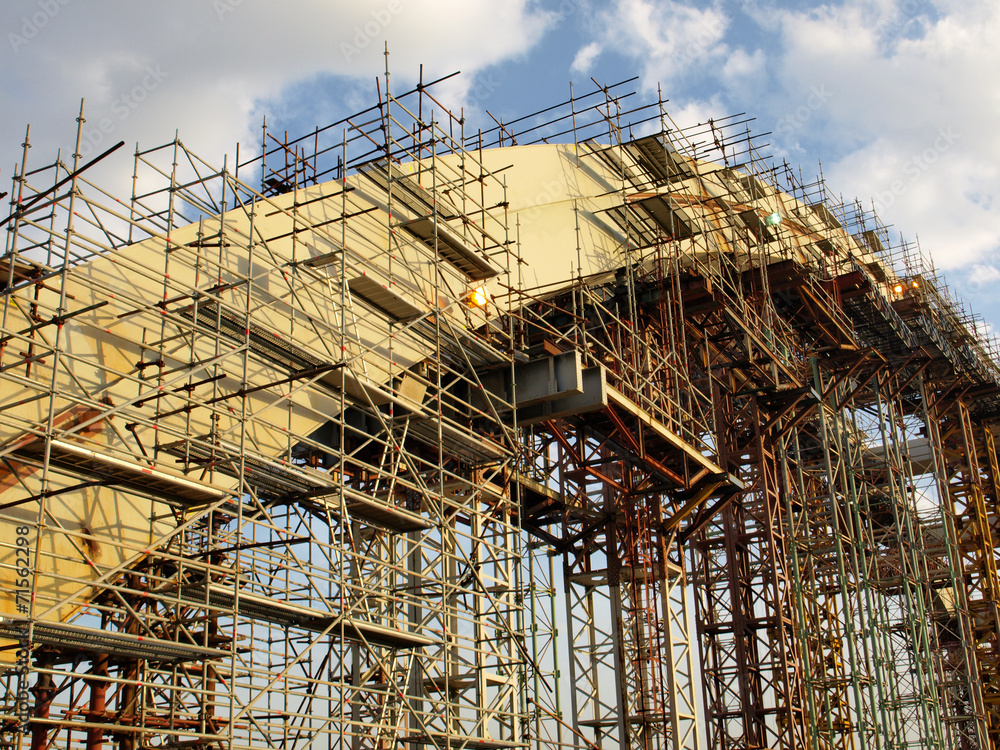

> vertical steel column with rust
[86,654,109,750]
[29,654,55,750]
[921,387,992,750]
[694,375,807,750]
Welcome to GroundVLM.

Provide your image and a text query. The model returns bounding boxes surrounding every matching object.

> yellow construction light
[893,283,905,294]
[467,285,489,308]
[912,280,920,288]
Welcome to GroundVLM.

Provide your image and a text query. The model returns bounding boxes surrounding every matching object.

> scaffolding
[3,70,1000,750]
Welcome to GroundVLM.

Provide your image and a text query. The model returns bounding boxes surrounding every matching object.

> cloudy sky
[3,0,998,331]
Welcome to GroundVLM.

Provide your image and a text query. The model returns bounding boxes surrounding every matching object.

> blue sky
[3,0,998,333]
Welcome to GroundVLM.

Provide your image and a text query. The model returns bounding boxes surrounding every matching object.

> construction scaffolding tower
[3,70,1000,750]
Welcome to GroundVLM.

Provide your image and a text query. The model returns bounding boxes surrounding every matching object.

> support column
[30,654,55,750]
[86,654,109,750]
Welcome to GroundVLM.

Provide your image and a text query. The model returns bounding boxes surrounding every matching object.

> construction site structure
[2,69,1000,750]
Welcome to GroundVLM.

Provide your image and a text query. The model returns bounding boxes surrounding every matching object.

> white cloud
[721,48,765,84]
[0,0,553,194]
[773,0,1000,269]
[591,0,730,91]
[571,41,602,74]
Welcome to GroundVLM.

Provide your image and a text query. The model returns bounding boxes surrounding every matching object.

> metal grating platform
[401,216,500,281]
[348,275,425,322]
[400,734,525,750]
[14,438,229,507]
[0,619,226,663]
[183,586,436,649]
[294,485,434,533]
[160,438,331,500]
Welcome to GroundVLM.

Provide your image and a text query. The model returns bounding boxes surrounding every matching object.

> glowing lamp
[467,285,489,307]
[893,283,904,294]
[765,212,782,227]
